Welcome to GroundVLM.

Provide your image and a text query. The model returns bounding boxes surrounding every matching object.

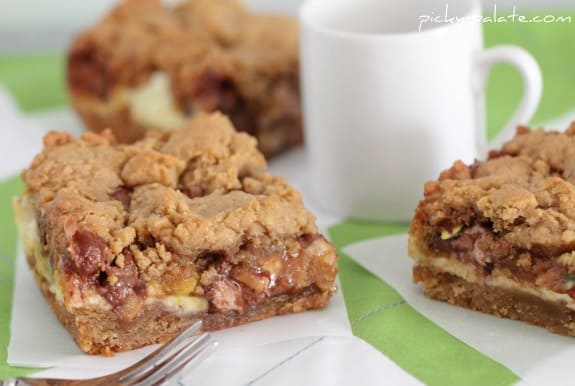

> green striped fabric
[1,10,575,383]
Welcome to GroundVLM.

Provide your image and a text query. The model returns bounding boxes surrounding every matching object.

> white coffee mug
[300,0,542,222]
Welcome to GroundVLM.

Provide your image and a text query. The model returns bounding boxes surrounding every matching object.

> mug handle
[476,45,543,154]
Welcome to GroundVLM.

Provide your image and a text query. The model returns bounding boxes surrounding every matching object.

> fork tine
[119,320,204,384]
[133,333,217,386]
[158,339,218,386]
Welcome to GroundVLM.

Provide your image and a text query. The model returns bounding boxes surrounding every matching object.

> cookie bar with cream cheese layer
[409,124,575,337]
[14,112,337,355]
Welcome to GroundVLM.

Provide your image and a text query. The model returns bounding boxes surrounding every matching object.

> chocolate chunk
[298,234,321,248]
[98,271,108,286]
[97,248,147,308]
[181,184,204,199]
[71,229,108,276]
[189,71,238,112]
[484,262,495,274]
[110,186,132,209]
[206,278,244,312]
[37,215,48,247]
[67,43,111,100]
[487,149,508,160]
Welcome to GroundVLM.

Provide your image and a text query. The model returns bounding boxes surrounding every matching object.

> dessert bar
[14,113,337,355]
[68,0,301,157]
[409,124,575,337]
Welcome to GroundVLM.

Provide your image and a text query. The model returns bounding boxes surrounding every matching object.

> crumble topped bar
[409,124,575,336]
[15,113,337,354]
[68,0,301,157]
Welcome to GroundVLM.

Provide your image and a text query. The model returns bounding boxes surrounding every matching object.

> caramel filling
[15,195,336,321]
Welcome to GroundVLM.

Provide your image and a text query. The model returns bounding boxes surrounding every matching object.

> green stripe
[329,221,519,386]
[0,53,67,112]
[0,176,38,379]
[0,177,22,260]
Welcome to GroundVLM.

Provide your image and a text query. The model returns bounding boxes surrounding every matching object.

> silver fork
[1,321,218,386]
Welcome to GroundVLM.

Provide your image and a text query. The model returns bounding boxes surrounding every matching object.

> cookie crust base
[414,264,575,337]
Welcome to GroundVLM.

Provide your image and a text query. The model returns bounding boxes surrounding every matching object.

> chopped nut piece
[440,225,463,240]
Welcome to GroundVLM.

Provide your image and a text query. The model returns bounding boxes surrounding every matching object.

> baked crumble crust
[411,124,575,252]
[18,112,337,354]
[409,123,575,336]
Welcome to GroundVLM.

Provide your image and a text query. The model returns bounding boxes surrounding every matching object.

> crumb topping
[414,125,575,251]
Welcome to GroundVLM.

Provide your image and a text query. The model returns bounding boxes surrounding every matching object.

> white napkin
[33,336,422,386]
[345,234,575,384]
